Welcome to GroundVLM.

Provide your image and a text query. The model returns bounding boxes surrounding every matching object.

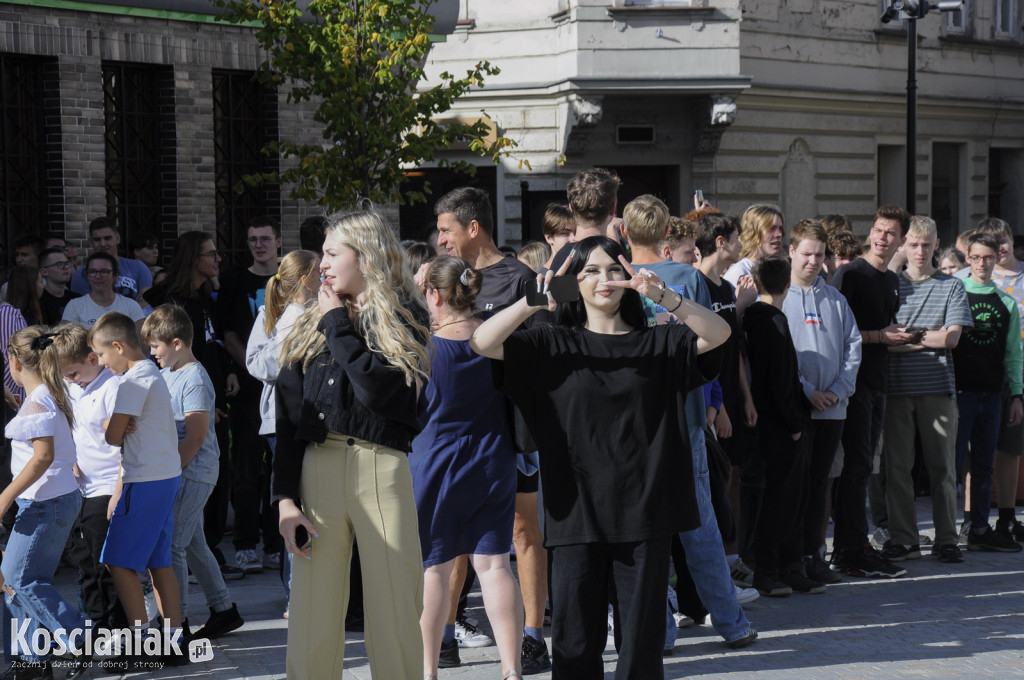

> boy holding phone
[881,216,973,563]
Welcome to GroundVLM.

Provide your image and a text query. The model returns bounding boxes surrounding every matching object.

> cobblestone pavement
[51,497,1024,679]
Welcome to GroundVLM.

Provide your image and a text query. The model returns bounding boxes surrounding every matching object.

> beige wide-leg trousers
[287,433,424,679]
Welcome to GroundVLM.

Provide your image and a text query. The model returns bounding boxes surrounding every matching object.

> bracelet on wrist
[654,285,665,305]
[666,292,684,314]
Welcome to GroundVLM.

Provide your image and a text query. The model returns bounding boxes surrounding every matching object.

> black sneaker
[438,639,461,669]
[726,629,758,649]
[804,554,841,584]
[995,518,1024,542]
[779,570,826,594]
[194,603,244,639]
[752,574,792,597]
[967,525,1023,552]
[833,544,907,578]
[879,543,921,562]
[520,635,551,675]
[220,564,245,581]
[931,543,965,563]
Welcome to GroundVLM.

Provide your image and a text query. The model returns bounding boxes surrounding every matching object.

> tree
[214,0,514,210]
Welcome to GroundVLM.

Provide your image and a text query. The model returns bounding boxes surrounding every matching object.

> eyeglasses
[42,261,72,270]
[199,250,220,259]
[968,255,996,264]
[246,236,277,245]
[86,269,114,278]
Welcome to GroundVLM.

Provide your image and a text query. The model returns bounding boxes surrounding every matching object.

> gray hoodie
[782,277,863,420]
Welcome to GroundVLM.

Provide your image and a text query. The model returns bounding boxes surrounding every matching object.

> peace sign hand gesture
[604,255,667,303]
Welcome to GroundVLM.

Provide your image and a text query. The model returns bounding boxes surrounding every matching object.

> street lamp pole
[880,0,964,215]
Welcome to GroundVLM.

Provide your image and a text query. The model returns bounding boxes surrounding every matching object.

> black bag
[704,427,736,544]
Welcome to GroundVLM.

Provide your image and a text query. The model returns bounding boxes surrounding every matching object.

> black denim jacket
[272,306,424,504]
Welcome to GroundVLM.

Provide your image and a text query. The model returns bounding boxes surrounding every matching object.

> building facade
[423,0,1024,245]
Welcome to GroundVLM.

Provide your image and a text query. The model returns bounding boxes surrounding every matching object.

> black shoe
[779,570,826,594]
[995,518,1024,542]
[438,639,461,669]
[879,543,921,562]
[194,604,244,640]
[752,574,792,597]
[520,635,551,675]
[219,564,245,581]
[967,525,1023,552]
[832,544,907,578]
[932,543,965,563]
[804,554,841,584]
[726,629,758,649]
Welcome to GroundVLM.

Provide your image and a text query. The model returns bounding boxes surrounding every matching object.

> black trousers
[802,419,845,555]
[550,538,670,680]
[204,414,231,563]
[69,495,126,628]
[834,385,886,552]
[753,419,809,577]
[230,401,281,554]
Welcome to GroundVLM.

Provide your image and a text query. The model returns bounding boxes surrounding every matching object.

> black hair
[434,187,495,236]
[751,255,791,296]
[557,236,646,331]
[696,213,740,258]
[299,215,328,253]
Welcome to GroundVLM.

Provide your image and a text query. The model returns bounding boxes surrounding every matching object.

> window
[102,62,177,253]
[212,69,279,269]
[931,142,965,246]
[995,0,1019,39]
[0,54,62,250]
[943,0,971,34]
[877,144,906,209]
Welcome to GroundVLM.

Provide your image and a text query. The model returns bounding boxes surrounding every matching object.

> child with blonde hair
[0,326,86,678]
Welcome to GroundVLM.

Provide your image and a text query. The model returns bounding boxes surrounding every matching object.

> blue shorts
[102,476,181,571]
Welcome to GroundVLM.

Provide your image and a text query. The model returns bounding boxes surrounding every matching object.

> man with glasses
[216,216,283,575]
[61,251,146,331]
[38,247,81,324]
[70,217,153,300]
[953,232,1024,552]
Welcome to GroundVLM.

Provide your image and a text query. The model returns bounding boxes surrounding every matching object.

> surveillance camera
[881,6,900,23]
[936,0,964,11]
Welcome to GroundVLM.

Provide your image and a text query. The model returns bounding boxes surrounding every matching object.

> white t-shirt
[723,257,754,288]
[62,293,146,329]
[113,360,181,484]
[5,384,78,501]
[69,368,122,498]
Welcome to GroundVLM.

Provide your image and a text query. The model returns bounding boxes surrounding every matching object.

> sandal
[502,671,524,680]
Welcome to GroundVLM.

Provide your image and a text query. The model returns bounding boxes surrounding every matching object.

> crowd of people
[0,168,1022,680]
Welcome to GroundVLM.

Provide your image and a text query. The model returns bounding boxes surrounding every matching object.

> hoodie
[782,277,863,420]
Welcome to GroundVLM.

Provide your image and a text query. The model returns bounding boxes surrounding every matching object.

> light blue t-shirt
[637,259,713,433]
[71,256,153,299]
[161,362,220,485]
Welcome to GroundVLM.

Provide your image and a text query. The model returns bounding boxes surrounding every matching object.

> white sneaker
[236,548,263,575]
[454,618,493,648]
[734,584,759,605]
[870,527,890,551]
[673,612,694,628]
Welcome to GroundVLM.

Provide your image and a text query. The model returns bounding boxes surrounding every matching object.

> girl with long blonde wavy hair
[273,209,431,679]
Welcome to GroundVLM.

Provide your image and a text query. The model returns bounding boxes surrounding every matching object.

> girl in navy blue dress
[411,256,524,680]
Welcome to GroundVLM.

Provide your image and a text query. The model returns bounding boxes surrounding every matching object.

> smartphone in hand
[525,276,580,306]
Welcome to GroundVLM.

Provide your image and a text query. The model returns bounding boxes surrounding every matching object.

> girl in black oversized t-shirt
[470,236,729,680]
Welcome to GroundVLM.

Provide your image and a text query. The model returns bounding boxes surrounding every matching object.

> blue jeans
[3,491,84,662]
[172,479,231,620]
[677,427,752,644]
[955,391,1001,529]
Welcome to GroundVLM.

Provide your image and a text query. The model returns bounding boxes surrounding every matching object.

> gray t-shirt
[113,360,181,483]
[888,271,973,397]
[162,362,219,486]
